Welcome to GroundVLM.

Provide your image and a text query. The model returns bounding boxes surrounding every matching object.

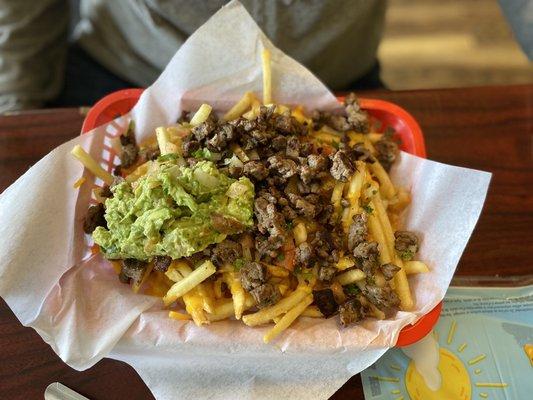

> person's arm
[0,0,68,112]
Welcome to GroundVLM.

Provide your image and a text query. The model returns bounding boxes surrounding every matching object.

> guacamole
[92,159,254,260]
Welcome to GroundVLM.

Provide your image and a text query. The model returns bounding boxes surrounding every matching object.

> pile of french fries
[72,49,429,344]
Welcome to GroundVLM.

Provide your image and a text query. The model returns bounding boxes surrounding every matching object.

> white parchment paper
[0,2,491,399]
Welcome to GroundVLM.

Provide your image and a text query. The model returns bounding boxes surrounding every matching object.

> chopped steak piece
[297,179,321,195]
[318,265,337,282]
[298,164,313,184]
[254,197,287,240]
[182,139,200,157]
[250,282,281,308]
[255,234,284,258]
[153,255,172,272]
[374,136,399,171]
[211,214,245,235]
[211,239,243,267]
[295,242,313,265]
[249,129,275,146]
[240,261,268,291]
[206,124,236,152]
[83,203,107,234]
[121,259,147,285]
[330,150,355,182]
[353,241,380,274]
[351,143,374,163]
[120,143,138,168]
[100,185,113,198]
[327,114,351,132]
[348,214,368,251]
[138,146,161,162]
[267,155,298,179]
[339,298,367,327]
[286,136,301,159]
[380,263,401,280]
[288,193,317,218]
[362,284,400,317]
[191,116,217,142]
[118,271,131,284]
[272,113,306,136]
[243,161,269,181]
[281,205,298,220]
[313,289,338,318]
[307,154,329,172]
[317,204,334,224]
[394,231,419,259]
[344,93,369,133]
[228,164,243,178]
[271,135,288,151]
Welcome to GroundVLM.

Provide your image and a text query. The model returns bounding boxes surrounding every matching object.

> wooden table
[0,85,531,399]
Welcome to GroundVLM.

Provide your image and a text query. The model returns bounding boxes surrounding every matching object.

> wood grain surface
[0,85,531,400]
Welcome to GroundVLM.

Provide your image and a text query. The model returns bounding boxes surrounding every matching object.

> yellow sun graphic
[368,320,513,400]
[405,348,471,400]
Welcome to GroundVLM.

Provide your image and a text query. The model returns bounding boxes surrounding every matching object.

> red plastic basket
[81,88,440,347]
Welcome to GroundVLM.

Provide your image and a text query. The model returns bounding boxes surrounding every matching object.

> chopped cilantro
[286,221,294,230]
[192,148,213,160]
[276,252,285,262]
[301,272,314,281]
[331,141,340,149]
[234,258,245,271]
[344,284,361,296]
[398,249,414,261]
[157,153,179,162]
[294,265,302,275]
[362,204,373,214]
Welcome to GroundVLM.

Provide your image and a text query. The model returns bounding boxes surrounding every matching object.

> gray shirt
[0,0,385,112]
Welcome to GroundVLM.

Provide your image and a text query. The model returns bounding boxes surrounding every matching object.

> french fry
[293,222,307,245]
[370,161,396,199]
[261,49,272,104]
[230,143,250,163]
[373,195,396,257]
[336,255,355,271]
[301,305,323,318]
[183,288,208,326]
[125,161,152,183]
[207,296,255,322]
[278,283,290,296]
[163,260,216,306]
[132,262,154,293]
[263,294,313,343]
[225,271,246,319]
[240,233,253,261]
[367,133,383,143]
[197,282,216,313]
[367,206,393,265]
[223,92,253,121]
[175,261,193,277]
[71,145,114,185]
[336,268,366,286]
[156,127,180,155]
[169,310,191,321]
[190,103,213,126]
[266,264,290,278]
[404,260,429,275]
[331,182,345,220]
[330,281,346,304]
[213,276,224,299]
[242,287,311,326]
[372,196,414,310]
[73,177,86,188]
[369,304,386,320]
